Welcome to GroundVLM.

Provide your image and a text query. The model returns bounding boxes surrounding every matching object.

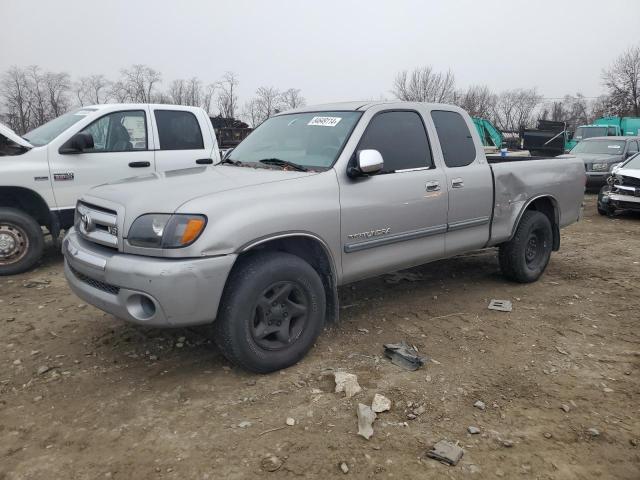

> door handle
[196,158,213,165]
[425,180,441,192]
[129,161,150,168]
[451,177,464,188]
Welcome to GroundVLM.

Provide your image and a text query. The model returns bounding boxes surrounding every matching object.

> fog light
[126,294,157,320]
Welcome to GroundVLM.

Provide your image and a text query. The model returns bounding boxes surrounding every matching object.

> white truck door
[150,107,215,171]
[339,109,448,284]
[48,108,155,211]
[430,110,493,256]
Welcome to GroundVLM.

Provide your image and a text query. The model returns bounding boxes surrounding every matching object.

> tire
[213,251,326,373]
[597,185,612,216]
[499,211,553,283]
[0,208,44,276]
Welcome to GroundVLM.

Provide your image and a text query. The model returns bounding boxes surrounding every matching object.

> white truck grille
[76,202,119,249]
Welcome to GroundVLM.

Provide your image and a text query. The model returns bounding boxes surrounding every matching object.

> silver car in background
[597,152,640,215]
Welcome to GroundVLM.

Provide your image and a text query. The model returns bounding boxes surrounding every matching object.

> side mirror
[59,132,94,154]
[348,149,384,178]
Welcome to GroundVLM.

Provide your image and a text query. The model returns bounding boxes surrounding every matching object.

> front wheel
[499,211,553,283]
[0,208,44,276]
[213,252,326,373]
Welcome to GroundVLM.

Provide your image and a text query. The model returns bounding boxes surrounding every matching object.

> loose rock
[357,403,376,440]
[426,440,464,466]
[334,372,362,398]
[371,393,391,413]
[560,404,570,413]
[340,462,349,474]
[473,400,486,410]
[286,417,295,426]
[467,426,480,434]
[238,421,252,428]
[587,428,600,437]
[261,455,283,472]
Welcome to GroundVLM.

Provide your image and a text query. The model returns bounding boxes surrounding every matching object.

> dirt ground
[1,193,639,480]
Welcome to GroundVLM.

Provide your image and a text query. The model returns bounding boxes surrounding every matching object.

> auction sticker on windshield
[308,116,342,127]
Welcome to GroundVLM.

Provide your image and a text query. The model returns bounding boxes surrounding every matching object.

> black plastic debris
[383,341,426,371]
[426,440,464,466]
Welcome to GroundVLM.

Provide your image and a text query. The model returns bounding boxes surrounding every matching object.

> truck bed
[487,155,585,246]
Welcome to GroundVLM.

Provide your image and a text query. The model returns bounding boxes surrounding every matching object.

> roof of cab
[583,136,640,141]
[277,100,464,115]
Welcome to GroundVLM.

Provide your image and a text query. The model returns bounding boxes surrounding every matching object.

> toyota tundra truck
[0,104,220,275]
[62,101,585,373]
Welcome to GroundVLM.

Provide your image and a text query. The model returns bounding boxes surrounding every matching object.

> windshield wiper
[259,158,308,172]
[221,157,242,166]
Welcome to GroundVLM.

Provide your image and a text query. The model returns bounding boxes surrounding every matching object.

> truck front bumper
[63,228,237,327]
[604,192,640,212]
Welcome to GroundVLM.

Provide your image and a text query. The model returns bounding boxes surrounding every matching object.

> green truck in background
[566,116,640,151]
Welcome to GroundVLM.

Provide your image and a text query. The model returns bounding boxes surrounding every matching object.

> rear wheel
[0,208,44,276]
[213,251,326,373]
[499,211,553,283]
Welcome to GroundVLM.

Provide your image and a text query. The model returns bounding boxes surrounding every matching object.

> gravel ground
[1,194,639,479]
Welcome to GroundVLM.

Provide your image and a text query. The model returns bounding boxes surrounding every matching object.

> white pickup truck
[0,104,220,275]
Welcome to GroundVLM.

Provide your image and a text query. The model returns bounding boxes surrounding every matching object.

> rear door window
[357,111,433,172]
[154,110,204,150]
[431,110,476,168]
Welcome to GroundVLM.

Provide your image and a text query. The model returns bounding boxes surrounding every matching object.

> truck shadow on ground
[86,249,504,376]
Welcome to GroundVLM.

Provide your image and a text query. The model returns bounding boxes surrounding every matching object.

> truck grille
[76,202,119,249]
[69,265,120,295]
[620,175,640,187]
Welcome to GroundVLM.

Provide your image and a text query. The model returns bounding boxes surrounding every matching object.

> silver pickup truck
[62,101,585,372]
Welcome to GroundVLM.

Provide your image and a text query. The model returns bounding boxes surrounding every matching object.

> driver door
[48,108,155,210]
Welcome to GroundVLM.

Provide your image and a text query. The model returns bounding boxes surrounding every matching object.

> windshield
[228,111,362,169]
[23,108,97,146]
[623,153,640,169]
[574,126,607,141]
[570,139,626,155]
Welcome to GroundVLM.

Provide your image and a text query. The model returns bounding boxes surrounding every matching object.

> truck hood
[0,124,33,149]
[618,168,640,179]
[86,165,317,215]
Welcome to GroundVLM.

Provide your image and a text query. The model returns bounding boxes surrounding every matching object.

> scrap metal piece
[383,341,426,371]
[488,299,513,312]
[426,440,464,466]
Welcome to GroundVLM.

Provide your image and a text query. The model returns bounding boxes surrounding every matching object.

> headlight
[128,214,206,248]
[591,163,609,171]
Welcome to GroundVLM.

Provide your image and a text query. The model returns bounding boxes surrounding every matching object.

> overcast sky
[2,0,639,105]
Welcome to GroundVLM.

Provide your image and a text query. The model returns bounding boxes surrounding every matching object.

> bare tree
[75,74,110,106]
[0,66,33,133]
[117,64,162,103]
[202,83,216,115]
[216,71,239,119]
[392,66,456,103]
[493,88,542,132]
[254,86,282,123]
[455,85,496,118]
[280,88,306,110]
[44,71,71,117]
[602,45,640,116]
[168,79,186,105]
[185,77,202,107]
[242,98,261,127]
[26,65,48,126]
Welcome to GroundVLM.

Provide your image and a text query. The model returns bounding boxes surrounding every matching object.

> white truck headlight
[591,163,609,171]
[128,214,206,248]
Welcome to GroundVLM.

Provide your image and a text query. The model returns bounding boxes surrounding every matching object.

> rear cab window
[357,110,433,173]
[154,110,204,150]
[431,110,476,168]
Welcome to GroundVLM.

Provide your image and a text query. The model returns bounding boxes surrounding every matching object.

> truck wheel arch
[235,233,340,324]
[0,187,52,228]
[511,195,560,251]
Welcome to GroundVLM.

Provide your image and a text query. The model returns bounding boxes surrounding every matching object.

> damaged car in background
[597,152,640,215]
